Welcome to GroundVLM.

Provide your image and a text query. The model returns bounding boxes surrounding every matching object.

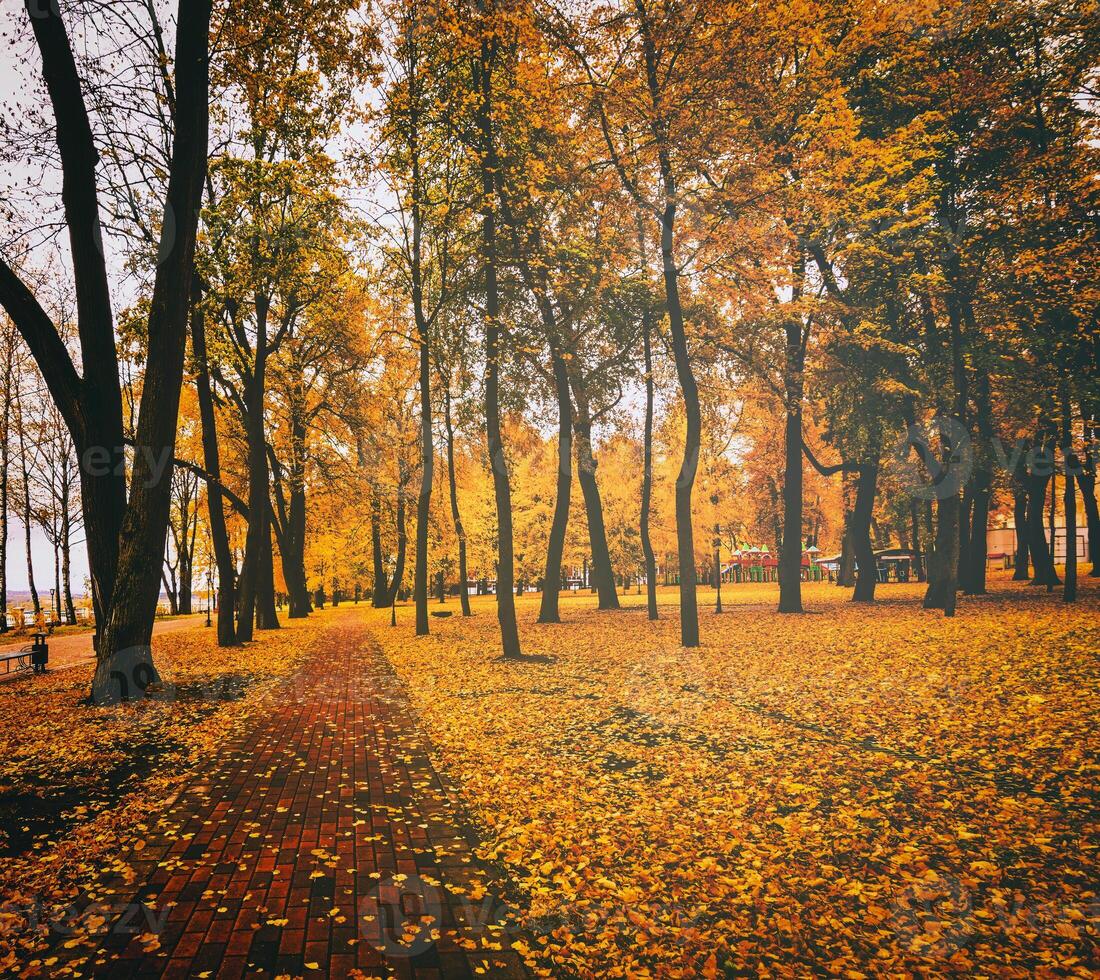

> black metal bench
[0,633,48,675]
[0,649,33,674]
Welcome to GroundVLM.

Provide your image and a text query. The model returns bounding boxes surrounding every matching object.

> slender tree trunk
[235,291,270,643]
[0,340,9,633]
[191,283,237,646]
[52,537,61,623]
[958,484,973,588]
[274,460,311,618]
[635,1,699,646]
[371,483,387,607]
[778,302,805,613]
[414,326,432,636]
[61,499,75,625]
[1076,452,1098,577]
[1061,394,1077,603]
[1012,485,1030,580]
[640,310,658,621]
[571,400,619,611]
[162,566,179,616]
[16,396,39,616]
[851,464,879,603]
[1048,468,1057,584]
[176,482,195,614]
[476,30,520,658]
[443,391,471,617]
[910,499,925,581]
[382,472,408,607]
[962,371,993,594]
[660,208,700,647]
[538,353,571,624]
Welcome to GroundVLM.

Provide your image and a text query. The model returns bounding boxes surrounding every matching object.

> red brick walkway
[56,615,527,978]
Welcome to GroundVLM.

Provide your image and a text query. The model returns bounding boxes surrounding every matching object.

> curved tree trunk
[571,394,619,611]
[1025,470,1059,587]
[539,353,572,624]
[660,206,700,647]
[476,31,521,659]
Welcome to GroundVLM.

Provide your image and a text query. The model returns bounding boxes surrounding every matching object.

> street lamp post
[711,491,722,614]
[206,571,212,627]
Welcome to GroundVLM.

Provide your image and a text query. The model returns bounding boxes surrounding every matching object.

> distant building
[987,525,1088,564]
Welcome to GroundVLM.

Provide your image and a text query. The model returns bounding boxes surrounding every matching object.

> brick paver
[52,613,527,978]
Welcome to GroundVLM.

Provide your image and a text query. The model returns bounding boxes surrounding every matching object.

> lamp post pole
[711,491,722,613]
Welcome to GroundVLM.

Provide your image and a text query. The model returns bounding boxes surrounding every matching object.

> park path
[0,613,208,679]
[53,612,527,979]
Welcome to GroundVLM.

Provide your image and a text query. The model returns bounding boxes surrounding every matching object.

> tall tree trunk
[271,437,311,619]
[640,308,658,621]
[191,283,237,646]
[1048,468,1057,581]
[924,493,961,615]
[957,484,973,588]
[162,567,179,616]
[538,353,571,624]
[778,300,805,614]
[1076,441,1098,577]
[0,340,9,633]
[636,1,700,646]
[91,0,211,701]
[414,325,432,636]
[962,371,993,594]
[851,464,879,603]
[659,203,700,647]
[910,499,925,582]
[1025,475,1058,585]
[570,388,618,610]
[52,537,61,623]
[61,498,75,625]
[476,28,521,658]
[1012,485,1030,580]
[16,393,39,616]
[236,297,270,643]
[1061,393,1077,603]
[443,391,471,617]
[176,480,195,615]
[382,471,408,607]
[837,525,855,588]
[256,518,279,630]
[371,482,387,607]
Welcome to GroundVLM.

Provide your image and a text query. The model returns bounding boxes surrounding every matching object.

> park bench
[0,649,33,674]
[0,633,48,676]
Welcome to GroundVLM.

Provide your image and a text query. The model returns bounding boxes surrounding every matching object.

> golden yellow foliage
[369,575,1099,977]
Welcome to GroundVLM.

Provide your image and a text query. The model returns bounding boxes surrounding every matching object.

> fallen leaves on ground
[370,575,1100,978]
[0,610,333,973]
